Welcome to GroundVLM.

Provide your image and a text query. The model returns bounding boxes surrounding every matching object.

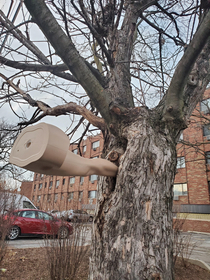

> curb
[187,258,210,272]
[187,231,210,236]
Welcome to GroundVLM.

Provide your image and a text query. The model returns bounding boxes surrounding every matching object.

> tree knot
[108,151,119,162]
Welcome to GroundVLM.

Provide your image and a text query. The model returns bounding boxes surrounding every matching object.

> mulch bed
[1,248,210,280]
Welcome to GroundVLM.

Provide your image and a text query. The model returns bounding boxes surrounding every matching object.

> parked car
[61,209,94,222]
[5,209,73,240]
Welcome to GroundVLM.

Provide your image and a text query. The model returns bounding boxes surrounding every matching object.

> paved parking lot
[8,230,210,267]
[8,224,92,249]
[180,232,210,266]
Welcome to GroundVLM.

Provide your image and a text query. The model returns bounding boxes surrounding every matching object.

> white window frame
[176,157,185,169]
[92,140,100,150]
[83,145,87,153]
[79,191,83,200]
[89,174,98,182]
[56,180,60,188]
[80,176,84,184]
[68,192,74,201]
[201,98,210,114]
[88,190,97,199]
[70,177,75,185]
[73,148,78,154]
[173,183,188,200]
[206,151,210,164]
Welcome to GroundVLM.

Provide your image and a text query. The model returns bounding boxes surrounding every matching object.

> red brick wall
[20,181,33,200]
[174,218,210,233]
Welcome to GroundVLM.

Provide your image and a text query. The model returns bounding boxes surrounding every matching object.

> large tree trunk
[89,111,177,280]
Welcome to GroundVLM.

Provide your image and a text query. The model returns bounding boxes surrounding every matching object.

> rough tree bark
[90,109,177,279]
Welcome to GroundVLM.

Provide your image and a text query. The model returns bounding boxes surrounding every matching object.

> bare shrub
[173,211,197,267]
[44,222,90,280]
[0,189,15,267]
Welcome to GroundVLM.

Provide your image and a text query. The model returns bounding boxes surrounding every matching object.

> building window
[39,183,43,190]
[49,181,53,189]
[80,176,84,185]
[206,152,210,164]
[208,181,210,198]
[203,124,210,137]
[56,180,60,188]
[89,174,98,182]
[61,193,64,200]
[79,191,83,200]
[177,157,185,169]
[70,177,75,185]
[83,145,86,153]
[32,196,35,202]
[201,98,210,114]
[40,174,43,179]
[62,178,65,185]
[35,174,38,180]
[47,194,51,202]
[92,140,100,150]
[34,185,36,191]
[73,148,78,154]
[54,193,58,202]
[88,190,97,199]
[45,182,47,188]
[178,132,183,142]
[37,195,41,203]
[173,183,188,200]
[68,192,74,201]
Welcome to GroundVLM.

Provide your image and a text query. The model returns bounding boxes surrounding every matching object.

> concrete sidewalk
[179,231,210,270]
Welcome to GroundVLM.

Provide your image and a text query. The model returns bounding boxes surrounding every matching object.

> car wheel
[8,226,20,240]
[58,227,69,239]
[89,216,93,222]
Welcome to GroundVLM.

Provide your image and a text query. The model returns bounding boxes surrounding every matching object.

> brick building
[22,88,210,232]
[173,88,210,233]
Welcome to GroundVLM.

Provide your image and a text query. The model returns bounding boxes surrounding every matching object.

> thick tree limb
[24,0,112,125]
[162,10,210,122]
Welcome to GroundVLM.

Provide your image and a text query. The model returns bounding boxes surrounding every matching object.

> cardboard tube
[9,123,118,177]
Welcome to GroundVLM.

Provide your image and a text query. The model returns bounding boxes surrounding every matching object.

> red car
[6,209,73,240]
